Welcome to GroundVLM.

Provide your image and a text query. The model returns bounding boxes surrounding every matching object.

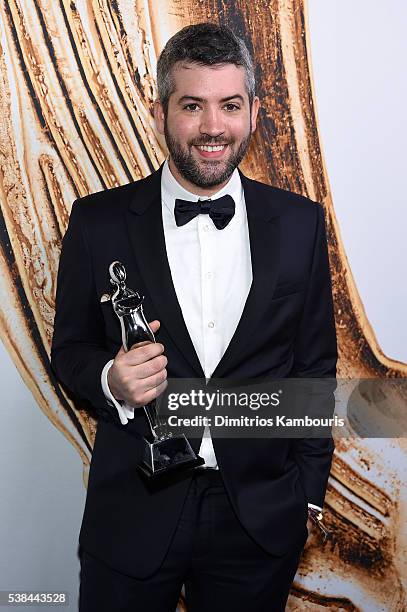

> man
[51,22,337,612]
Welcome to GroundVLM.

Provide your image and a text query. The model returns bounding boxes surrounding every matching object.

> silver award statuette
[109,261,204,479]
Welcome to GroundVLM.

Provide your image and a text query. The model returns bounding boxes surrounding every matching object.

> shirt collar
[161,158,243,216]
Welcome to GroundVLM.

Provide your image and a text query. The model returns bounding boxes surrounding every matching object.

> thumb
[148,320,161,333]
[117,322,160,354]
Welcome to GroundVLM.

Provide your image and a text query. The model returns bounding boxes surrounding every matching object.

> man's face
[154,62,259,194]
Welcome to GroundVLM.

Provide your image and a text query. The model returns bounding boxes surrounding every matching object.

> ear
[154,100,165,135]
[250,96,260,133]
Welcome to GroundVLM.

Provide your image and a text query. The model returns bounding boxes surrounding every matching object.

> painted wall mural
[0,0,406,609]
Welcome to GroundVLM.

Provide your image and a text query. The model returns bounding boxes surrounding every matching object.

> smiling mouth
[193,144,229,158]
[196,144,227,152]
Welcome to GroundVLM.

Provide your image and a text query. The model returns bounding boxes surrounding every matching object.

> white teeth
[198,145,225,152]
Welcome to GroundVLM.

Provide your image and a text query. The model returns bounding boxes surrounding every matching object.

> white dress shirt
[100,159,321,510]
[102,158,252,468]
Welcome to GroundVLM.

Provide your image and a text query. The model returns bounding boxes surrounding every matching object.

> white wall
[0,342,85,611]
[308,0,407,362]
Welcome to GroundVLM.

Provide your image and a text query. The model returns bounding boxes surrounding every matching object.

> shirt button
[208,321,215,328]
[203,224,210,232]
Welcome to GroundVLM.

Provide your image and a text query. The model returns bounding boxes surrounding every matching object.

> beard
[164,118,252,189]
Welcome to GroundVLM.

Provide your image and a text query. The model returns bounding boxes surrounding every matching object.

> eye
[224,103,240,112]
[183,103,200,112]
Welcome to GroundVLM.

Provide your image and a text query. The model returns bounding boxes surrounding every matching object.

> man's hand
[107,320,168,407]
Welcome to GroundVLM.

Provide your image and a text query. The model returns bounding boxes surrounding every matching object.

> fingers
[121,369,168,407]
[109,358,168,407]
[109,320,168,407]
[133,353,168,380]
[141,367,168,392]
[136,379,169,407]
[126,342,166,367]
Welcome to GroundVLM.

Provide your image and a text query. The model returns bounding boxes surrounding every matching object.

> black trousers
[79,469,307,612]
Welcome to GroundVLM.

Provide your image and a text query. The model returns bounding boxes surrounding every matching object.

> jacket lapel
[211,172,281,378]
[125,167,205,377]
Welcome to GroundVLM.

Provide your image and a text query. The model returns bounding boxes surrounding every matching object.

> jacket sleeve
[290,202,337,508]
[50,200,119,422]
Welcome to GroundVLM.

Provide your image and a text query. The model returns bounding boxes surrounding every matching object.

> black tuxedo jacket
[51,166,337,579]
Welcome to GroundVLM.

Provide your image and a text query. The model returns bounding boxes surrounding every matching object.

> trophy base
[137,434,205,479]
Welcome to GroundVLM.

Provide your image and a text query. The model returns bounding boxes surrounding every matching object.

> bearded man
[51,22,337,612]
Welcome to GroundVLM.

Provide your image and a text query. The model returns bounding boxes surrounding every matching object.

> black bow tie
[174,194,235,230]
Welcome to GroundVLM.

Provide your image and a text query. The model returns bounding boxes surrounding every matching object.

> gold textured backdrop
[0,0,406,609]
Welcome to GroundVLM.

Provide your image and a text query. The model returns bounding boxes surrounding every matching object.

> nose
[199,107,225,139]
